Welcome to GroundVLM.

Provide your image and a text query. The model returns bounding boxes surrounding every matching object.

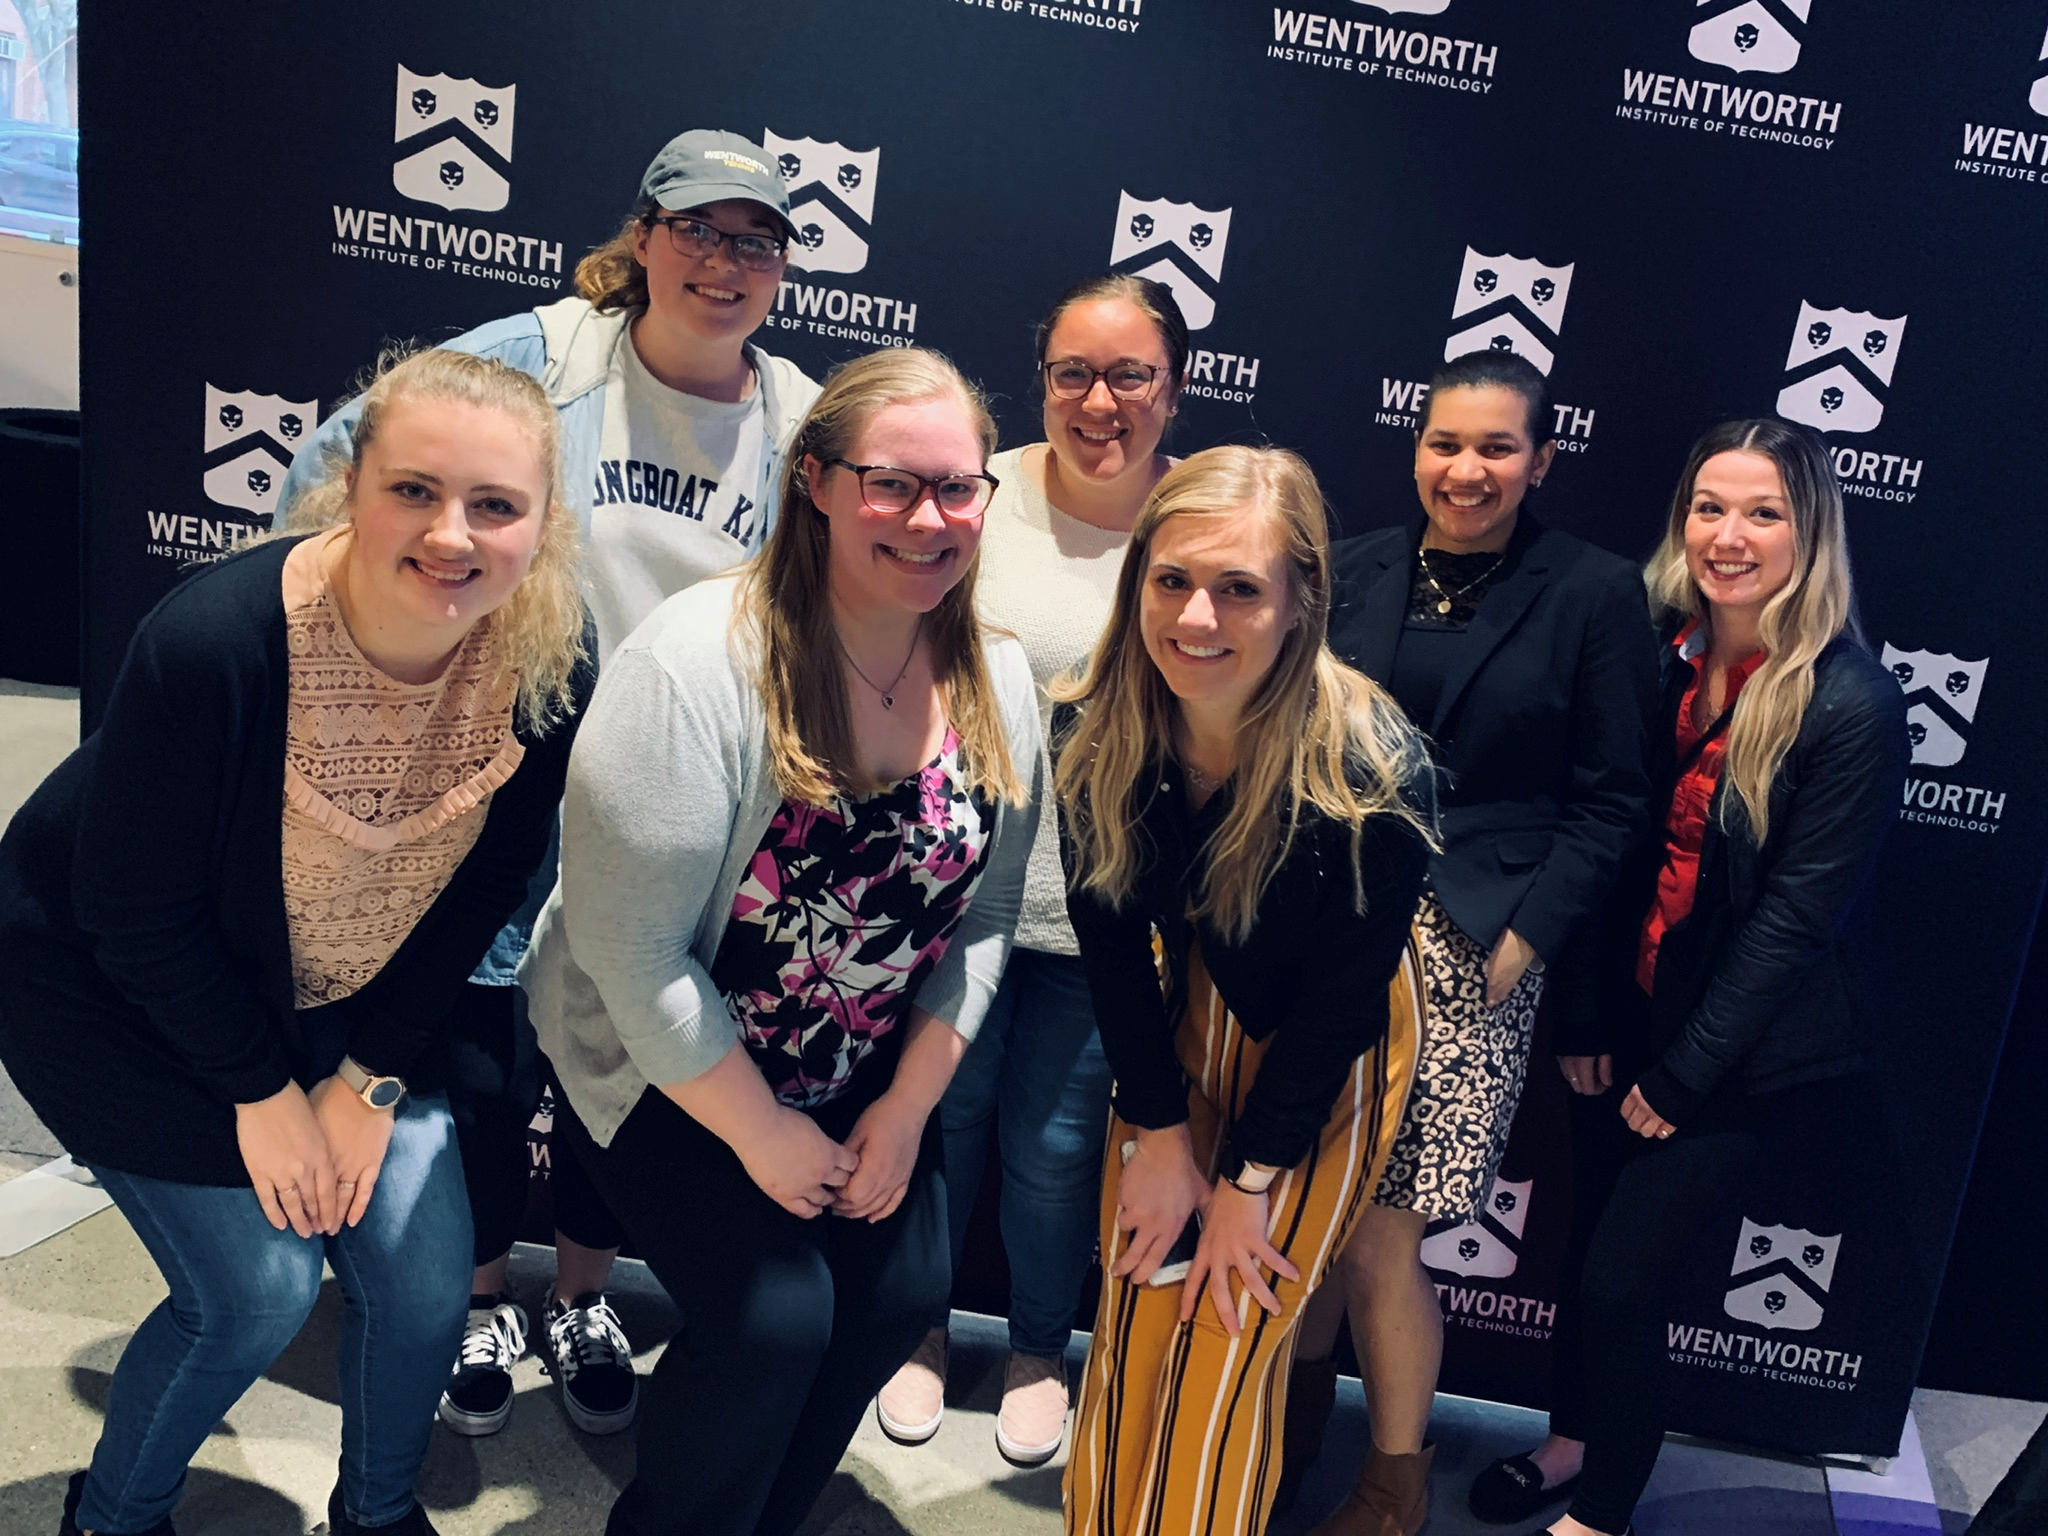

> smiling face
[1684,449,1799,620]
[343,395,549,635]
[634,196,785,347]
[808,396,987,619]
[1041,296,1178,488]
[1138,507,1297,720]
[1413,384,1555,552]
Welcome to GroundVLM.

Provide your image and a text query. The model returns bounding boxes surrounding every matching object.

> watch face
[366,1079,404,1110]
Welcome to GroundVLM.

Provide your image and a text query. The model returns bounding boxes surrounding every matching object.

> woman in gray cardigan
[522,348,1040,1536]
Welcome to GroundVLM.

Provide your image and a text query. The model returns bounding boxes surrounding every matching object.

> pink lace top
[280,531,524,1008]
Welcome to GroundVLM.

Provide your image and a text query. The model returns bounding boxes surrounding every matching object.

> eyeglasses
[1043,359,1170,401]
[648,215,787,273]
[826,459,1000,520]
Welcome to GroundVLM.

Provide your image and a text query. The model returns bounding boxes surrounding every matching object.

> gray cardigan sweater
[522,575,1042,1146]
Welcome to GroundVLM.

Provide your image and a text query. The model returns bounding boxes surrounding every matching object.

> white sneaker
[876,1326,947,1444]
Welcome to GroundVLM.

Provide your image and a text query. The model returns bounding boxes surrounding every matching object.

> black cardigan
[1328,513,1658,965]
[1058,711,1431,1171]
[0,538,595,1185]
[1560,629,1909,1123]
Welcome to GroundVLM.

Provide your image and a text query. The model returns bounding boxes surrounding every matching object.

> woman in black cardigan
[0,350,592,1536]
[1518,419,1907,1536]
[1286,351,1659,1536]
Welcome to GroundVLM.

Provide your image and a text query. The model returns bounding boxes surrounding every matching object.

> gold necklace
[1418,546,1507,616]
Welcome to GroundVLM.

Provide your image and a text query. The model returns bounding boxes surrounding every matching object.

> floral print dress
[711,730,994,1109]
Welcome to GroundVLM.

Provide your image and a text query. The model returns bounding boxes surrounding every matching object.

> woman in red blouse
[1506,418,1908,1536]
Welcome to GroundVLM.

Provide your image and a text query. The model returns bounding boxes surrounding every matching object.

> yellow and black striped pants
[1065,938,1423,1536]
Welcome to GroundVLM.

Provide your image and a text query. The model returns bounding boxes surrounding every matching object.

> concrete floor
[0,682,2039,1534]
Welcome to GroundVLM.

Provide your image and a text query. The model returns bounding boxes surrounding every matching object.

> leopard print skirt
[1371,888,1545,1223]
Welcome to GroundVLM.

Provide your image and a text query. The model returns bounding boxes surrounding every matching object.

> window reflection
[0,0,78,242]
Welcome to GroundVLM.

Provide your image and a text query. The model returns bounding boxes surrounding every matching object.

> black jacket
[1328,513,1658,965]
[0,538,596,1185]
[1566,628,1909,1123]
[1056,705,1432,1171]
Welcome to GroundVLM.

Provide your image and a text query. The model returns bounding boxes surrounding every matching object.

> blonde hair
[1052,446,1434,943]
[1645,418,1859,842]
[574,205,654,313]
[284,347,586,732]
[735,347,1025,807]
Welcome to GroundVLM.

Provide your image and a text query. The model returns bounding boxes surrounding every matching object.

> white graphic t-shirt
[588,326,770,659]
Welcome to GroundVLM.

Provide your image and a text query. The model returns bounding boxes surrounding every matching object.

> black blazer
[1328,513,1658,965]
[1581,630,1909,1123]
[1055,705,1432,1172]
[0,537,596,1186]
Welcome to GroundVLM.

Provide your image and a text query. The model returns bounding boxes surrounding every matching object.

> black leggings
[557,1078,951,1536]
[1566,1085,1810,1534]
[1543,1071,1641,1444]
[444,982,624,1266]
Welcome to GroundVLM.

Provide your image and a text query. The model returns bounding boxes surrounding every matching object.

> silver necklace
[1418,546,1507,616]
[840,614,923,711]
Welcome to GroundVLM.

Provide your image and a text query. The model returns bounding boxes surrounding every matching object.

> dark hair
[1420,350,1554,445]
[1032,273,1190,397]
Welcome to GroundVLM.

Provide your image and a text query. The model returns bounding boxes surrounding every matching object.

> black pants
[1545,1070,1643,1444]
[445,982,624,1266]
[1969,1415,2048,1535]
[557,1077,951,1536]
[1567,1084,1812,1534]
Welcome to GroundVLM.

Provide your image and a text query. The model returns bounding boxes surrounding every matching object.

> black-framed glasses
[826,459,1000,520]
[1043,358,1169,401]
[648,214,787,272]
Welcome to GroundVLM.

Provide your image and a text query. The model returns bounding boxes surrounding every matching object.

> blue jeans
[939,947,1112,1358]
[80,1094,473,1533]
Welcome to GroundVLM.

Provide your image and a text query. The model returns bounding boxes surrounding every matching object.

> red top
[1636,621,1766,994]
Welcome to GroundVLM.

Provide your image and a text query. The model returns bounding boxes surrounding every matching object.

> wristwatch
[336,1055,406,1111]
[1221,1149,1279,1195]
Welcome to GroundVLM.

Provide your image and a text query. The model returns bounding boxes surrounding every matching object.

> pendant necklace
[1418,546,1507,616]
[840,614,923,710]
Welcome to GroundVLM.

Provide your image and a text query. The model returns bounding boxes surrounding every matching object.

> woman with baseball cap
[280,128,821,1445]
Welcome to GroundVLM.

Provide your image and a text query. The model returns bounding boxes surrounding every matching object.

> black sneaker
[58,1482,180,1536]
[325,1483,442,1534]
[541,1290,639,1435]
[60,1470,177,1535]
[437,1294,528,1437]
[1470,1451,1579,1523]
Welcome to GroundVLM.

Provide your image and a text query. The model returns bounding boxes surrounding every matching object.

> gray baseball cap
[638,129,796,239]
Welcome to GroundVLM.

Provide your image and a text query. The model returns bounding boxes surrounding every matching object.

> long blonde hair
[1053,446,1434,943]
[1646,418,1859,842]
[574,203,654,314]
[284,347,586,732]
[735,348,1025,807]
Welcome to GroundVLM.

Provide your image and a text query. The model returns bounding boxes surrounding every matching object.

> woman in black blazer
[1283,351,1658,1536]
[1518,418,1907,1536]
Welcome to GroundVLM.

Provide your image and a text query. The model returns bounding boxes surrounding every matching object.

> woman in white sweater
[521,347,1040,1536]
[877,274,1187,1465]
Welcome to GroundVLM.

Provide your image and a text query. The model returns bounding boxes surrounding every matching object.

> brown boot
[1271,1354,1341,1515]
[1306,1441,1436,1536]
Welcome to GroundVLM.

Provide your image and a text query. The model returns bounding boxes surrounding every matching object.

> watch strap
[337,1055,405,1110]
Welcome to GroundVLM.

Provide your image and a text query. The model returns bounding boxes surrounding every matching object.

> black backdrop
[79,0,2048,1459]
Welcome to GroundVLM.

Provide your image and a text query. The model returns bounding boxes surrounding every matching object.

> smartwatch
[336,1055,406,1111]
[1221,1149,1279,1195]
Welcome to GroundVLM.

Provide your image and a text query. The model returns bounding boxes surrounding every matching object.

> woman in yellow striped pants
[1052,445,1434,1536]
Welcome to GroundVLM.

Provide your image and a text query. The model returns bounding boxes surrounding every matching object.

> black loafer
[326,1486,442,1535]
[1469,1452,1579,1523]
[61,1471,179,1536]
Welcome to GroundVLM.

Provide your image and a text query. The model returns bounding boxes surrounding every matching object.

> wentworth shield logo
[1420,1177,1532,1279]
[1108,191,1232,331]
[203,384,316,522]
[1775,300,1907,434]
[2031,26,2048,117]
[1689,0,1808,76]
[764,130,880,276]
[392,66,515,212]
[1882,643,1988,768]
[1724,1217,1840,1332]
[1444,248,1573,375]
